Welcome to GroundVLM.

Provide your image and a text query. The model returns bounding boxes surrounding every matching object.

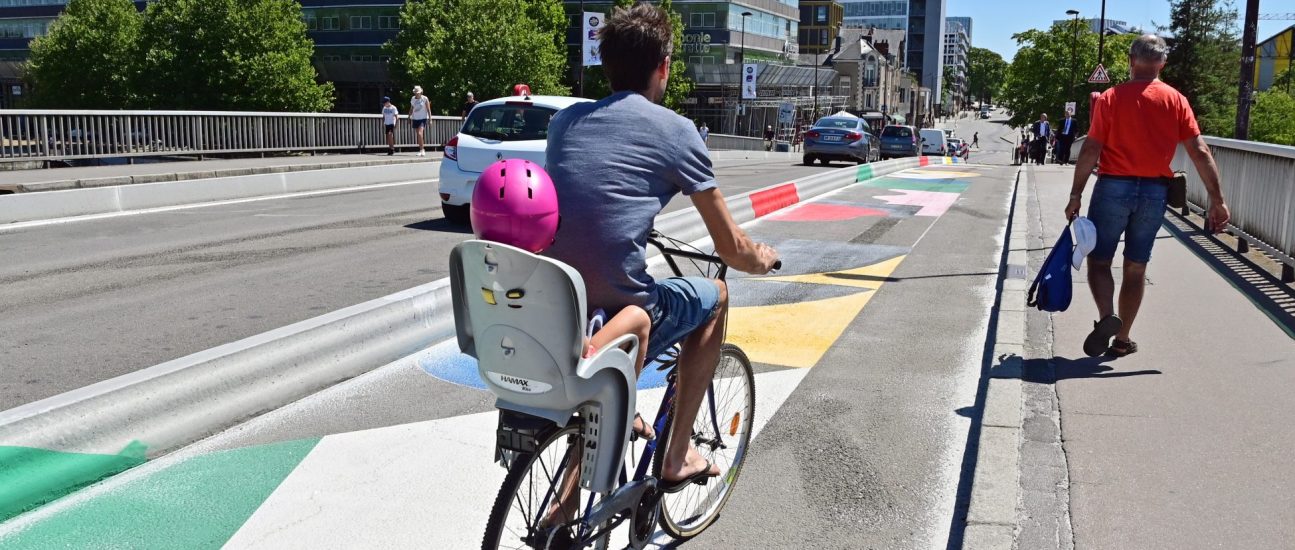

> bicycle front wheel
[652,343,756,539]
[482,422,605,550]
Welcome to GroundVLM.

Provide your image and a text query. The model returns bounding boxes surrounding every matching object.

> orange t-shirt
[1089,80,1200,178]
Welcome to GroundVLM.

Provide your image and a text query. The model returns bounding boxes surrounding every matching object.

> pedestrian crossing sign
[1087,64,1111,84]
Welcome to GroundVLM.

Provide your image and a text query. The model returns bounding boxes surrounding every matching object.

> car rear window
[815,118,857,130]
[881,126,912,138]
[461,104,558,142]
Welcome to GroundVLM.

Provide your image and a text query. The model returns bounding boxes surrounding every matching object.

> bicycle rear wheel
[482,422,605,550]
[652,343,756,539]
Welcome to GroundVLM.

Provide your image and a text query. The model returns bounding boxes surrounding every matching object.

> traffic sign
[1087,64,1111,84]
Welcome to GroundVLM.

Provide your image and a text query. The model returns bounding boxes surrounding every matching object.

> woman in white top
[410,85,432,156]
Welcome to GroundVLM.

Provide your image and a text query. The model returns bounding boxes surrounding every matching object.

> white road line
[0,178,436,232]
[224,369,808,549]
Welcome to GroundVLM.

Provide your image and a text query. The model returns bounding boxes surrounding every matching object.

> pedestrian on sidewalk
[764,125,774,151]
[1030,114,1050,165]
[698,122,709,143]
[972,132,979,149]
[460,92,477,118]
[1055,111,1078,164]
[381,96,399,156]
[410,85,432,156]
[1064,34,1230,358]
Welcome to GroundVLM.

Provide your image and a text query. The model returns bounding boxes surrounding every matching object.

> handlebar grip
[771,260,783,272]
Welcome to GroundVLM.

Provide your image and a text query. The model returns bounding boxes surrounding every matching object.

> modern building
[1254,24,1294,92]
[798,1,843,55]
[942,17,969,112]
[837,0,946,115]
[0,0,400,112]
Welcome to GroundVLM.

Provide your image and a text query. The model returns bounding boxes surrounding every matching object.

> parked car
[437,92,592,224]
[979,108,991,119]
[878,124,920,159]
[919,128,948,156]
[801,114,880,166]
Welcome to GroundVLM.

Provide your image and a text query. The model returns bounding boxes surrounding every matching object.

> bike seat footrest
[496,410,555,455]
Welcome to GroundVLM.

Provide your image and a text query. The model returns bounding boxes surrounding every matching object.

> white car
[919,128,947,156]
[438,93,593,224]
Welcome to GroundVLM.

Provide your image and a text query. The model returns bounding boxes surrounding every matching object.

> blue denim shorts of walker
[1087,175,1170,264]
[645,276,722,361]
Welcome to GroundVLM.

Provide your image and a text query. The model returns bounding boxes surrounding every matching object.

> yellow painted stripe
[757,255,905,290]
[728,254,907,368]
[727,289,876,369]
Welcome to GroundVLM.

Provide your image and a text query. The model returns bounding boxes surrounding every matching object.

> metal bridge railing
[1172,137,1295,282]
[0,110,462,163]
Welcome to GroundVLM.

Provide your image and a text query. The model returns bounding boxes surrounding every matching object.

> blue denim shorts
[645,277,722,360]
[1087,176,1169,264]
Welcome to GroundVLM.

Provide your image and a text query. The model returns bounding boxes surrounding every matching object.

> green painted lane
[1,438,318,548]
[0,442,148,522]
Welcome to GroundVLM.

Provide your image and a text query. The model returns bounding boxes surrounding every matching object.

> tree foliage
[25,0,142,108]
[138,0,332,111]
[966,47,1007,106]
[1161,0,1240,137]
[387,0,568,114]
[1000,23,1135,127]
[1250,90,1295,146]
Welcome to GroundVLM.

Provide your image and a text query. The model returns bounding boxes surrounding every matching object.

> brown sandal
[1107,339,1138,357]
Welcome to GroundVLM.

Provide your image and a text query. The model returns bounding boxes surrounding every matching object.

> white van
[919,128,947,155]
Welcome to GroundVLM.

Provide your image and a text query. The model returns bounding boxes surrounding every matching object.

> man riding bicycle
[543,4,779,492]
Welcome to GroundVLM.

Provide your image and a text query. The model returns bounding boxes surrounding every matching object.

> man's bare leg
[662,280,728,481]
[1087,258,1116,318]
[1115,260,1147,341]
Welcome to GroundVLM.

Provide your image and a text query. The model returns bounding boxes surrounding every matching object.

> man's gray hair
[1130,34,1169,64]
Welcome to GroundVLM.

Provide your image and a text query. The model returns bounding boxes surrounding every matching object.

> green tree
[1161,0,1240,137]
[25,0,142,108]
[138,0,332,111]
[965,47,1008,106]
[388,0,568,113]
[659,0,694,113]
[1250,87,1295,146]
[1000,23,1135,127]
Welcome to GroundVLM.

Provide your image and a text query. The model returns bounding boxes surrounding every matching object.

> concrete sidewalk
[1019,165,1295,548]
[0,153,441,193]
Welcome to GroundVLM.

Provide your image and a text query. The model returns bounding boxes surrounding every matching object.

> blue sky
[947,0,1291,61]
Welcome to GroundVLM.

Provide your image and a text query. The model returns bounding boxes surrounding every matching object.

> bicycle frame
[530,233,733,548]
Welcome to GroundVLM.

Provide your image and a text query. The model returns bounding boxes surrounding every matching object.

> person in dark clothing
[460,92,478,118]
[763,125,774,151]
[1055,112,1078,164]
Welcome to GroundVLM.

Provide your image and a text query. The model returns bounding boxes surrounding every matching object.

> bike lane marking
[0,164,984,547]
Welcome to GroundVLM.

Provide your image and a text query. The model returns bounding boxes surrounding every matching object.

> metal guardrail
[0,110,461,163]
[706,133,765,152]
[1172,136,1295,282]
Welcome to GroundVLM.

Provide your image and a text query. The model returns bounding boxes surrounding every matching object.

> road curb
[963,167,1028,549]
[0,155,951,521]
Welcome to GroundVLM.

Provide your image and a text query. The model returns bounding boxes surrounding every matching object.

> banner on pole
[741,63,758,100]
[778,102,795,124]
[1064,101,1077,116]
[582,12,605,67]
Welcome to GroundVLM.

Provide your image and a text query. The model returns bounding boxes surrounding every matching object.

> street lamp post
[737,11,751,136]
[1097,0,1107,68]
[1066,9,1080,98]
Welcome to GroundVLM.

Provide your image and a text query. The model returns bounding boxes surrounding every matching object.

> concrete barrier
[0,155,956,521]
[0,161,439,225]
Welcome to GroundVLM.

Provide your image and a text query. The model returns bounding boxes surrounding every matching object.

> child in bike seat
[470,157,656,441]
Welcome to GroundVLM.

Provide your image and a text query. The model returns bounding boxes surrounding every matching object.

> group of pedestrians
[1020,110,1081,165]
[380,87,479,156]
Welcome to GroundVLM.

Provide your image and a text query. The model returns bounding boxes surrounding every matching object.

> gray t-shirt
[544,91,716,312]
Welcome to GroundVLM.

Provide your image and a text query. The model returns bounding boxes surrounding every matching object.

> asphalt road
[0,156,835,410]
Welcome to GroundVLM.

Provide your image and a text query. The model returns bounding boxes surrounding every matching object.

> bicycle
[451,231,776,549]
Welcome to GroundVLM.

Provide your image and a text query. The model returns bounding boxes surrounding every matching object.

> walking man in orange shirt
[1064,34,1230,357]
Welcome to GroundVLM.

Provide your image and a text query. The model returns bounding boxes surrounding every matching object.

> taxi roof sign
[1087,64,1111,84]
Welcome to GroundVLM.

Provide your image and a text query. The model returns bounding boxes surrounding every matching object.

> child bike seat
[449,240,638,493]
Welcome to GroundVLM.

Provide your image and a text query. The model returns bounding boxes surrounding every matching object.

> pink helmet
[471,159,559,253]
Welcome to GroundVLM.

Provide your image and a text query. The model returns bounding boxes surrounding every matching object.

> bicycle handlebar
[647,230,781,278]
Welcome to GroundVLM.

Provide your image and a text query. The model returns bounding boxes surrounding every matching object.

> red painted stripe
[919,156,930,166]
[749,183,800,218]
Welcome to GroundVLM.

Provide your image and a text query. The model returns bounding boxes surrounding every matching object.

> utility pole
[812,50,819,119]
[737,11,751,136]
[1236,0,1260,140]
[1098,0,1107,67]
[1067,10,1080,98]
